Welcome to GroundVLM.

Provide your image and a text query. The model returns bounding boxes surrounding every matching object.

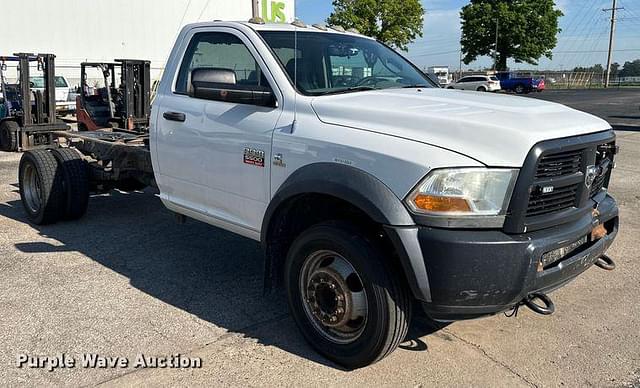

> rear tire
[18,149,66,225]
[515,84,525,94]
[0,120,19,152]
[51,148,90,220]
[477,86,487,92]
[285,221,411,369]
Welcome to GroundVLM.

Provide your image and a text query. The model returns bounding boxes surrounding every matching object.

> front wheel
[0,120,19,152]
[285,222,411,369]
[515,84,525,94]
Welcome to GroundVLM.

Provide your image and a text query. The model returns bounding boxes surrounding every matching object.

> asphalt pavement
[0,89,639,386]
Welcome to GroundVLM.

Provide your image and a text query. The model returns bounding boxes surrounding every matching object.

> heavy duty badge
[243,148,265,167]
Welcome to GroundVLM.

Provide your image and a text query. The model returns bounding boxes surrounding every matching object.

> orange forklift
[76,59,150,133]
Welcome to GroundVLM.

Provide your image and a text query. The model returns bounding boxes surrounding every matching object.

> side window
[175,32,266,94]
[458,77,469,83]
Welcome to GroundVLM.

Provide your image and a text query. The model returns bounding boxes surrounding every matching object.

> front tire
[285,222,411,369]
[515,84,525,94]
[0,120,19,152]
[19,149,66,224]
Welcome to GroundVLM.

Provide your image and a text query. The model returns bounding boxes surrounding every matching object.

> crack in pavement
[442,328,539,388]
[92,313,290,386]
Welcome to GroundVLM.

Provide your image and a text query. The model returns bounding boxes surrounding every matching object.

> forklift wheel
[51,148,90,220]
[0,120,19,152]
[18,150,66,225]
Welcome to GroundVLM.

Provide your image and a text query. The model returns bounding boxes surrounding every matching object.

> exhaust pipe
[595,254,616,271]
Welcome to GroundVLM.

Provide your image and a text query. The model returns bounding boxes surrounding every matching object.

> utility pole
[604,0,623,88]
[493,18,499,70]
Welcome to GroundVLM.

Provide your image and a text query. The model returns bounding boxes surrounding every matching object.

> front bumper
[387,194,618,321]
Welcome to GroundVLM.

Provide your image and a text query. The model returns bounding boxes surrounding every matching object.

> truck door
[154,28,282,234]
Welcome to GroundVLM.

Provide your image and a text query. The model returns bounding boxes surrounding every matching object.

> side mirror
[188,68,276,108]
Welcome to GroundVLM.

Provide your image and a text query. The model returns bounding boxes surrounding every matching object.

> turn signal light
[413,195,472,213]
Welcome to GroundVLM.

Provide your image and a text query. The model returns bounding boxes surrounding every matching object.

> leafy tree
[327,0,425,51]
[611,62,620,78]
[573,64,605,73]
[619,60,640,78]
[460,0,563,71]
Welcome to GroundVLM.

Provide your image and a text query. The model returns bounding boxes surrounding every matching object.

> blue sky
[295,0,640,71]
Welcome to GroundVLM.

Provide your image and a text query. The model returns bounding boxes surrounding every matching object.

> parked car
[30,75,76,115]
[496,72,545,94]
[447,75,501,92]
[17,21,620,369]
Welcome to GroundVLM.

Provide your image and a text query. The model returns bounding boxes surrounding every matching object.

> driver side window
[175,32,268,94]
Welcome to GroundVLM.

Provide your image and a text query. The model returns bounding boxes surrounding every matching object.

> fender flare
[261,163,414,241]
[261,163,432,301]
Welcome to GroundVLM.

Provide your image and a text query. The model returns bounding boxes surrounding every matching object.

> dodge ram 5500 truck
[17,21,619,369]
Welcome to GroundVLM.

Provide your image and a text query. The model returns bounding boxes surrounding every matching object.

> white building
[0,0,295,86]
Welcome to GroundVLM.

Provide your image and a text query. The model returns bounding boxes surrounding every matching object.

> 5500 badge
[244,148,266,167]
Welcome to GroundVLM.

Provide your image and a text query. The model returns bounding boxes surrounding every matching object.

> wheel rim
[23,163,43,214]
[299,250,368,344]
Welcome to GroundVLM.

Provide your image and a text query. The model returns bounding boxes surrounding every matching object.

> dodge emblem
[585,165,598,188]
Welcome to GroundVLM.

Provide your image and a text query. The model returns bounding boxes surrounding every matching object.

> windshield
[30,76,68,88]
[259,31,435,96]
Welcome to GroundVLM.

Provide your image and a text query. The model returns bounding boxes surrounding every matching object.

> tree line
[574,60,640,78]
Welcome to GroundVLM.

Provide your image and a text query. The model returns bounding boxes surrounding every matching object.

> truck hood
[310,88,611,166]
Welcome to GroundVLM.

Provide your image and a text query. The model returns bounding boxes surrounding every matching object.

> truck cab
[18,21,619,369]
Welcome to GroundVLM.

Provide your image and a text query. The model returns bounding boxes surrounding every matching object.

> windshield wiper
[400,84,430,89]
[322,86,378,96]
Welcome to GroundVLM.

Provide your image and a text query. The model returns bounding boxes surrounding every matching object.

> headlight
[406,168,519,220]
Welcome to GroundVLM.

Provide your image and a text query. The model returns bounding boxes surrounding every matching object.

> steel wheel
[22,163,43,214]
[299,250,368,344]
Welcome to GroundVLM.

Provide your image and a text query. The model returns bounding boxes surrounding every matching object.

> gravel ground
[0,89,639,386]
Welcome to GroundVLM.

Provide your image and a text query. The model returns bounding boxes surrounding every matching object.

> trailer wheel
[51,148,90,220]
[0,120,19,152]
[285,221,411,369]
[18,149,66,225]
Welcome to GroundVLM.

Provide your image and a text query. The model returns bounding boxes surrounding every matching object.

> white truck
[427,66,451,87]
[17,21,619,368]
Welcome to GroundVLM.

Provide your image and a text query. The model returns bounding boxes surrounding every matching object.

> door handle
[163,111,186,122]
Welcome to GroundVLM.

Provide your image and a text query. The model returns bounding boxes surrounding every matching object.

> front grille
[504,131,616,234]
[535,150,582,179]
[526,183,579,217]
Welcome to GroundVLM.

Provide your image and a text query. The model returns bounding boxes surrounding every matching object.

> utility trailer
[0,53,69,152]
[76,59,151,133]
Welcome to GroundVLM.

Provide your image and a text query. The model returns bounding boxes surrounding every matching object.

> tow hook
[523,293,555,316]
[505,292,555,317]
[595,254,616,271]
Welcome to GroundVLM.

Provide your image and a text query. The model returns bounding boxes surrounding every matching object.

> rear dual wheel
[19,148,89,225]
[285,222,411,369]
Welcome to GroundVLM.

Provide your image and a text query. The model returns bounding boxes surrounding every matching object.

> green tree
[327,0,425,51]
[619,60,640,78]
[460,0,563,71]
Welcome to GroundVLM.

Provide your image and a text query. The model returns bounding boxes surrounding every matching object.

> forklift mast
[6,53,59,126]
[117,59,151,127]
